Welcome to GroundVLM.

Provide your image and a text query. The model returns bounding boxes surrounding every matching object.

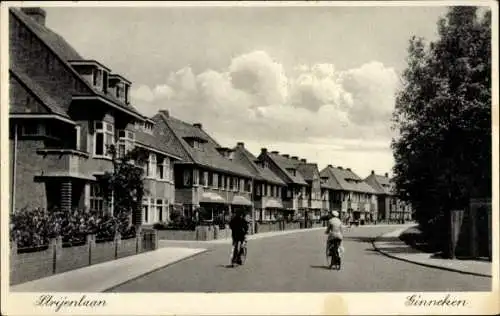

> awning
[200,192,226,203]
[232,195,252,206]
[264,199,283,209]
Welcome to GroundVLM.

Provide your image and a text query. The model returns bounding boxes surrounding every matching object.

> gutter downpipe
[12,122,18,214]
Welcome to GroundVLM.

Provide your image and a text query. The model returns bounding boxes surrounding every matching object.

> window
[218,174,224,189]
[157,199,163,222]
[125,85,130,104]
[256,184,261,196]
[117,130,135,158]
[94,121,114,157]
[245,180,251,192]
[198,171,207,186]
[143,198,149,223]
[287,189,292,198]
[21,122,42,136]
[90,183,104,212]
[147,153,157,178]
[183,169,193,186]
[93,68,102,88]
[156,156,170,181]
[208,172,214,187]
[75,125,81,150]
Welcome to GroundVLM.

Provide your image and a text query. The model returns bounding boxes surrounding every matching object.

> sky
[44,4,451,178]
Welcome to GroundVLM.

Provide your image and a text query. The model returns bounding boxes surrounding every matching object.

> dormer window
[286,168,296,176]
[69,60,111,93]
[185,136,207,150]
[108,74,132,104]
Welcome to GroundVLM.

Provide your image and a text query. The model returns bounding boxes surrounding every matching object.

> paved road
[109,226,491,292]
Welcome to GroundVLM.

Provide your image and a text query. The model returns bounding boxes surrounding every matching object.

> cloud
[131,50,398,147]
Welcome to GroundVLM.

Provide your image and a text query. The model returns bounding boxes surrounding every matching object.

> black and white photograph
[1,1,498,315]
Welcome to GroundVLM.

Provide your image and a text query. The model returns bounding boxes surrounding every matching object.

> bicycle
[231,240,247,266]
[326,240,341,270]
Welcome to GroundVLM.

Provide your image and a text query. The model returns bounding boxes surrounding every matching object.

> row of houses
[8,8,412,228]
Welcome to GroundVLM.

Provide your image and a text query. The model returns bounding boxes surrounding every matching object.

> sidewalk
[10,247,207,292]
[10,227,325,292]
[373,226,492,278]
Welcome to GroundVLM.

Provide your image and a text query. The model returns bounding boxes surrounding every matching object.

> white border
[1,1,498,315]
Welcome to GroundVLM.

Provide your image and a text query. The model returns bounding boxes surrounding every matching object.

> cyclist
[229,210,249,265]
[325,210,344,258]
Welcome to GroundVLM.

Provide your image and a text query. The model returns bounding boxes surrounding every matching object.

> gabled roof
[133,113,184,160]
[232,146,286,186]
[296,163,319,182]
[320,165,377,194]
[9,66,70,119]
[158,113,254,178]
[10,8,143,120]
[264,152,308,185]
[364,173,394,195]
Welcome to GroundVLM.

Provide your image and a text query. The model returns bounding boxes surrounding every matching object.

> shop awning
[264,199,283,209]
[200,192,226,203]
[232,195,252,206]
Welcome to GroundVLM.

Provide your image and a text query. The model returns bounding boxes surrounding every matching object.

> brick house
[154,112,255,223]
[9,7,180,223]
[319,165,378,224]
[364,171,412,223]
[256,150,309,220]
[231,142,287,222]
[295,160,325,220]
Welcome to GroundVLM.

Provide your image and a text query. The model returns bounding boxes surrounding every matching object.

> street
[108,226,491,292]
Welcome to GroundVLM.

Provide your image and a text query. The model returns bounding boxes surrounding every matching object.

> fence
[10,230,158,285]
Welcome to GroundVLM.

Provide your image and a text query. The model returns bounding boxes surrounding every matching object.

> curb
[372,232,492,278]
[103,248,210,292]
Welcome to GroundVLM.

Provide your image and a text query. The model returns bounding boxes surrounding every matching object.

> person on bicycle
[325,210,344,256]
[229,211,249,264]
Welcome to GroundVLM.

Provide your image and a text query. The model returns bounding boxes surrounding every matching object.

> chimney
[385,172,389,177]
[271,151,279,154]
[338,166,343,169]
[237,142,244,148]
[371,170,375,175]
[291,156,298,160]
[282,154,290,158]
[327,164,333,168]
[159,110,170,118]
[21,7,46,26]
[300,158,307,163]
[347,168,351,171]
[193,123,202,129]
[261,148,267,154]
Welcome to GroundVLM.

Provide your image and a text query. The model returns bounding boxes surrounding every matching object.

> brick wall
[12,139,50,210]
[10,231,157,285]
[55,241,90,274]
[10,240,55,285]
[117,237,138,259]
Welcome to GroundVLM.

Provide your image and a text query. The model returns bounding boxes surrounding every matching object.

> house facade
[257,150,310,220]
[296,160,325,220]
[9,8,180,225]
[155,112,255,223]
[231,142,287,222]
[319,165,378,224]
[364,171,413,223]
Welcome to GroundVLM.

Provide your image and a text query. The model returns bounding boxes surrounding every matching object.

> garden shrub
[10,207,134,249]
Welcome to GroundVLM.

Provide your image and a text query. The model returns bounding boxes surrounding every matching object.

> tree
[101,145,149,234]
[391,7,491,254]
